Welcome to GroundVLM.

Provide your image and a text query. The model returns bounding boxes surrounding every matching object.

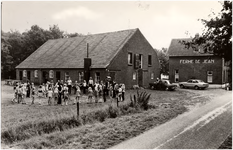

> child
[42,83,46,98]
[63,85,69,105]
[94,82,100,103]
[31,83,36,105]
[17,85,23,104]
[109,84,113,99]
[38,85,43,105]
[47,87,53,105]
[53,85,59,105]
[74,84,81,104]
[118,84,123,102]
[121,83,125,101]
[12,84,18,103]
[22,83,27,104]
[88,86,93,103]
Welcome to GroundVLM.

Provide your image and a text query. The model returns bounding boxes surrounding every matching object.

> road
[110,90,232,149]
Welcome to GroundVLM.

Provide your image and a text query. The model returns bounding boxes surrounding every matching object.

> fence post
[77,100,79,117]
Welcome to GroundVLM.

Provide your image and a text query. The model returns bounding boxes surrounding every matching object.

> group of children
[12,78,126,106]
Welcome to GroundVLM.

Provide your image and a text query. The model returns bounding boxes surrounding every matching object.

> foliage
[1,25,81,79]
[130,90,151,110]
[155,48,169,75]
[180,1,232,81]
[2,100,153,144]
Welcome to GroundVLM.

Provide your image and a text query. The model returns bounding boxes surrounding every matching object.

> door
[42,71,49,83]
[27,71,31,81]
[109,72,115,82]
[19,71,23,80]
[207,71,213,83]
[56,71,61,82]
[138,69,143,87]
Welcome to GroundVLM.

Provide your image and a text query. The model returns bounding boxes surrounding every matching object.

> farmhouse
[167,38,229,84]
[16,28,160,88]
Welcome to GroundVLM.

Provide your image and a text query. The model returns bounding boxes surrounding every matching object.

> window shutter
[134,54,139,69]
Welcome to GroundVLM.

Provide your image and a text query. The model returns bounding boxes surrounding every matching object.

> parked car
[179,79,209,90]
[225,82,232,91]
[149,79,177,91]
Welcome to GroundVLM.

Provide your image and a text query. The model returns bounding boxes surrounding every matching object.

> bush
[130,90,151,110]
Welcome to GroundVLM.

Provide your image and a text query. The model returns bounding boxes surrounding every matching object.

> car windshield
[163,80,171,84]
[197,80,205,83]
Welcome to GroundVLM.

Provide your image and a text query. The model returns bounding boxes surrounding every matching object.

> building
[168,38,228,84]
[16,28,160,88]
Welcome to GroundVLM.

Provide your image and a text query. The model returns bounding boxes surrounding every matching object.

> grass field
[1,82,212,149]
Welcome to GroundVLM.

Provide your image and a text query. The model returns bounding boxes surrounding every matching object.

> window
[128,52,133,65]
[23,70,27,77]
[49,70,54,78]
[79,72,84,82]
[95,72,100,83]
[148,55,152,66]
[133,72,136,80]
[34,70,38,78]
[65,72,69,81]
[175,69,179,82]
[207,71,213,83]
[139,54,143,68]
[151,72,154,79]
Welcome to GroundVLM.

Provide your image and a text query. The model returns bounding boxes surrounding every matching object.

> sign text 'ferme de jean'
[180,59,215,64]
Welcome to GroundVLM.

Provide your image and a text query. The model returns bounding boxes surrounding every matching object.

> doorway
[27,71,31,81]
[56,71,61,82]
[19,71,23,80]
[138,69,143,87]
[42,71,49,83]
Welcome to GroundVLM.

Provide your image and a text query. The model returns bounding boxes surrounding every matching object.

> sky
[1,1,223,49]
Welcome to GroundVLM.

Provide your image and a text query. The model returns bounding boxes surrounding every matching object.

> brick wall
[108,29,160,88]
[169,56,223,84]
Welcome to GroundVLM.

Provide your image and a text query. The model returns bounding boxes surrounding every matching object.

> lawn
[1,82,211,149]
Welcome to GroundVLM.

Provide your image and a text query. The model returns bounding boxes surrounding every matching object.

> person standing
[82,80,87,94]
[47,87,53,105]
[67,77,72,95]
[94,82,100,103]
[121,83,125,101]
[38,85,43,105]
[87,86,93,103]
[22,83,27,104]
[75,84,81,105]
[58,83,63,105]
[118,84,123,102]
[26,81,31,98]
[73,81,78,95]
[53,85,59,105]
[31,83,36,105]
[88,77,94,90]
[63,84,69,105]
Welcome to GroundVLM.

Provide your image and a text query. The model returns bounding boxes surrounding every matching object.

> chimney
[84,43,91,82]
[86,43,89,58]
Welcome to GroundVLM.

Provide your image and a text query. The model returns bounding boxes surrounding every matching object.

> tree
[181,1,232,82]
[1,31,13,78]
[155,48,169,75]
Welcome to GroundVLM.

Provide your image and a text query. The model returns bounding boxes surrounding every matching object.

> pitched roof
[167,38,213,57]
[16,28,138,69]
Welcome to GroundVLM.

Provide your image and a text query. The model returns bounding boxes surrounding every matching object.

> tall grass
[2,91,152,144]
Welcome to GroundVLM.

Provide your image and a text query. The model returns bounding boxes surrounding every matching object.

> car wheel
[180,84,184,89]
[194,86,199,90]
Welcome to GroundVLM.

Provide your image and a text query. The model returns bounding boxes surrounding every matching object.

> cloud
[52,6,103,21]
